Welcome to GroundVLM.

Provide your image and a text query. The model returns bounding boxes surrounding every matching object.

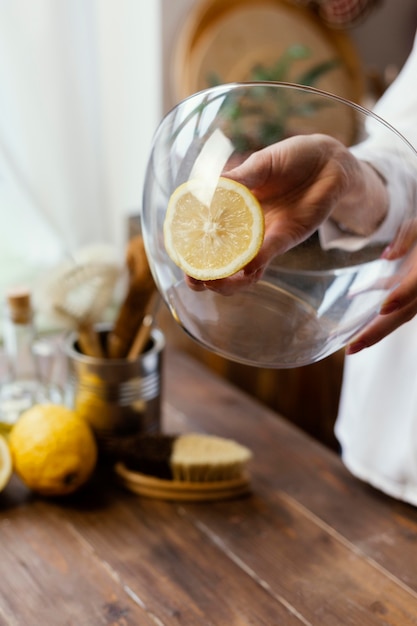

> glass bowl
[141,82,417,368]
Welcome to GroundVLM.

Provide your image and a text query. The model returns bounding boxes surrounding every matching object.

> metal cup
[64,324,164,455]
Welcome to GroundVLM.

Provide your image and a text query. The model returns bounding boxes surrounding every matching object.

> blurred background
[1,0,416,447]
[1,0,416,298]
[162,0,417,111]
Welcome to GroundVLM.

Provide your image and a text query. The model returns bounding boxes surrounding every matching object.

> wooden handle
[127,314,153,361]
[78,323,104,358]
[107,234,155,359]
[127,292,160,361]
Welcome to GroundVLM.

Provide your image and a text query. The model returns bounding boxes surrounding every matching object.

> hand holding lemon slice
[164,177,264,281]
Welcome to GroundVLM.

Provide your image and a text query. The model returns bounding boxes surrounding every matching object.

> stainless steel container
[64,325,164,454]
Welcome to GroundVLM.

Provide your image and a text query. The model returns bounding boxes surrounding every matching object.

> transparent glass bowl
[141,82,417,368]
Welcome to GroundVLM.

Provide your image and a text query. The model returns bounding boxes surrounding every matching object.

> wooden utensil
[115,463,251,502]
[107,235,156,359]
[127,291,160,361]
[36,245,121,357]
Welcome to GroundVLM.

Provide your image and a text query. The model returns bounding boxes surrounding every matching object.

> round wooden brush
[112,433,252,482]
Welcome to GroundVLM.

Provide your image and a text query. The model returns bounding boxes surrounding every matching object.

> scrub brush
[111,432,252,482]
[170,433,252,482]
[35,244,121,357]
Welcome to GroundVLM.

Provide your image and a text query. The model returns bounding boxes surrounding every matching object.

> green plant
[208,44,341,150]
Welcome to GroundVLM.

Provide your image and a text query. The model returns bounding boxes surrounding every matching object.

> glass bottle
[0,287,56,430]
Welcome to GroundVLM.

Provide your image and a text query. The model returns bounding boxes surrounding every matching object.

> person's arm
[323,34,417,352]
[324,160,388,236]
[322,33,417,251]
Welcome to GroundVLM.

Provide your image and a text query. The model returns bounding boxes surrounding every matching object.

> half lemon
[163,177,264,281]
[0,434,12,493]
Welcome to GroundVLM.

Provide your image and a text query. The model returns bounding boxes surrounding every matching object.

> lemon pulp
[164,177,264,280]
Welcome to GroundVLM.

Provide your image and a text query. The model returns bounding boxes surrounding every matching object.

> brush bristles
[170,434,252,482]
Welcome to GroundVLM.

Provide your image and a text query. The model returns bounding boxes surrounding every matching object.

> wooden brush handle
[78,323,104,358]
[107,234,155,359]
[107,280,154,358]
[127,292,159,361]
[127,314,153,361]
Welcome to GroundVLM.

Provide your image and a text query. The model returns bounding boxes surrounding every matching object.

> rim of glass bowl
[144,81,417,283]
[163,80,417,159]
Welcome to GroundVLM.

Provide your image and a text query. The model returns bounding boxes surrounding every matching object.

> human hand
[186,133,386,295]
[347,220,417,354]
[183,132,417,350]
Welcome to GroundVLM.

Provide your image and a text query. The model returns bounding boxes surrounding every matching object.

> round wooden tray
[115,463,251,502]
[173,0,364,144]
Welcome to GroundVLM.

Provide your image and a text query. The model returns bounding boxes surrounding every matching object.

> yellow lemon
[9,404,98,496]
[163,176,264,280]
[74,373,115,432]
[0,435,12,493]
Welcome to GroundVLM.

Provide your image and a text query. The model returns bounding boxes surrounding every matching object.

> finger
[225,148,272,191]
[346,259,417,353]
[382,219,417,259]
[243,226,300,277]
[379,255,417,316]
[344,247,417,352]
[202,269,261,296]
[185,276,207,292]
[346,301,417,354]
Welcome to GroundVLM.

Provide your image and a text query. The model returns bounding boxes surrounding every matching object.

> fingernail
[381,244,393,259]
[244,266,263,280]
[346,341,368,355]
[380,300,400,315]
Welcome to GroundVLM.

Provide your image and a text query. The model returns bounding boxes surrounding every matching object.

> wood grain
[1,347,417,625]
[0,479,153,625]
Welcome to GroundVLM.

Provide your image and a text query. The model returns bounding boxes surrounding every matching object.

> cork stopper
[6,287,33,324]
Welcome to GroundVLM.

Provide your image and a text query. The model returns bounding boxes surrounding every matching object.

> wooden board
[174,0,364,143]
[175,0,363,99]
[115,462,251,501]
[3,348,417,623]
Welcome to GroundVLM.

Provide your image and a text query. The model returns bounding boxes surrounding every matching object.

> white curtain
[0,0,161,296]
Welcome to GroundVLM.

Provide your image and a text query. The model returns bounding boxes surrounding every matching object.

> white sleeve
[319,32,417,251]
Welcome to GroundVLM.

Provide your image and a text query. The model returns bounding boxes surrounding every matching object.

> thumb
[225,149,272,190]
[243,233,291,278]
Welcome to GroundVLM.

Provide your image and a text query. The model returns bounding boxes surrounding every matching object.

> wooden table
[1,347,417,625]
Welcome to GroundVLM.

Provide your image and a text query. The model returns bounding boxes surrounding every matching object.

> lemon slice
[0,434,12,492]
[163,177,265,281]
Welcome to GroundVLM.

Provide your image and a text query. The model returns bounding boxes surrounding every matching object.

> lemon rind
[164,177,265,281]
[0,435,12,492]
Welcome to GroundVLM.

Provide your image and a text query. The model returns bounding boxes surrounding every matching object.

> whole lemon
[9,404,98,496]
[0,434,12,493]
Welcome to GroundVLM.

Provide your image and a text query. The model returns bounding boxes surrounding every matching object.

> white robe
[329,33,417,504]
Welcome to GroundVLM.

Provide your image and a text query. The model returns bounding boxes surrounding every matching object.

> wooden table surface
[1,347,417,625]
